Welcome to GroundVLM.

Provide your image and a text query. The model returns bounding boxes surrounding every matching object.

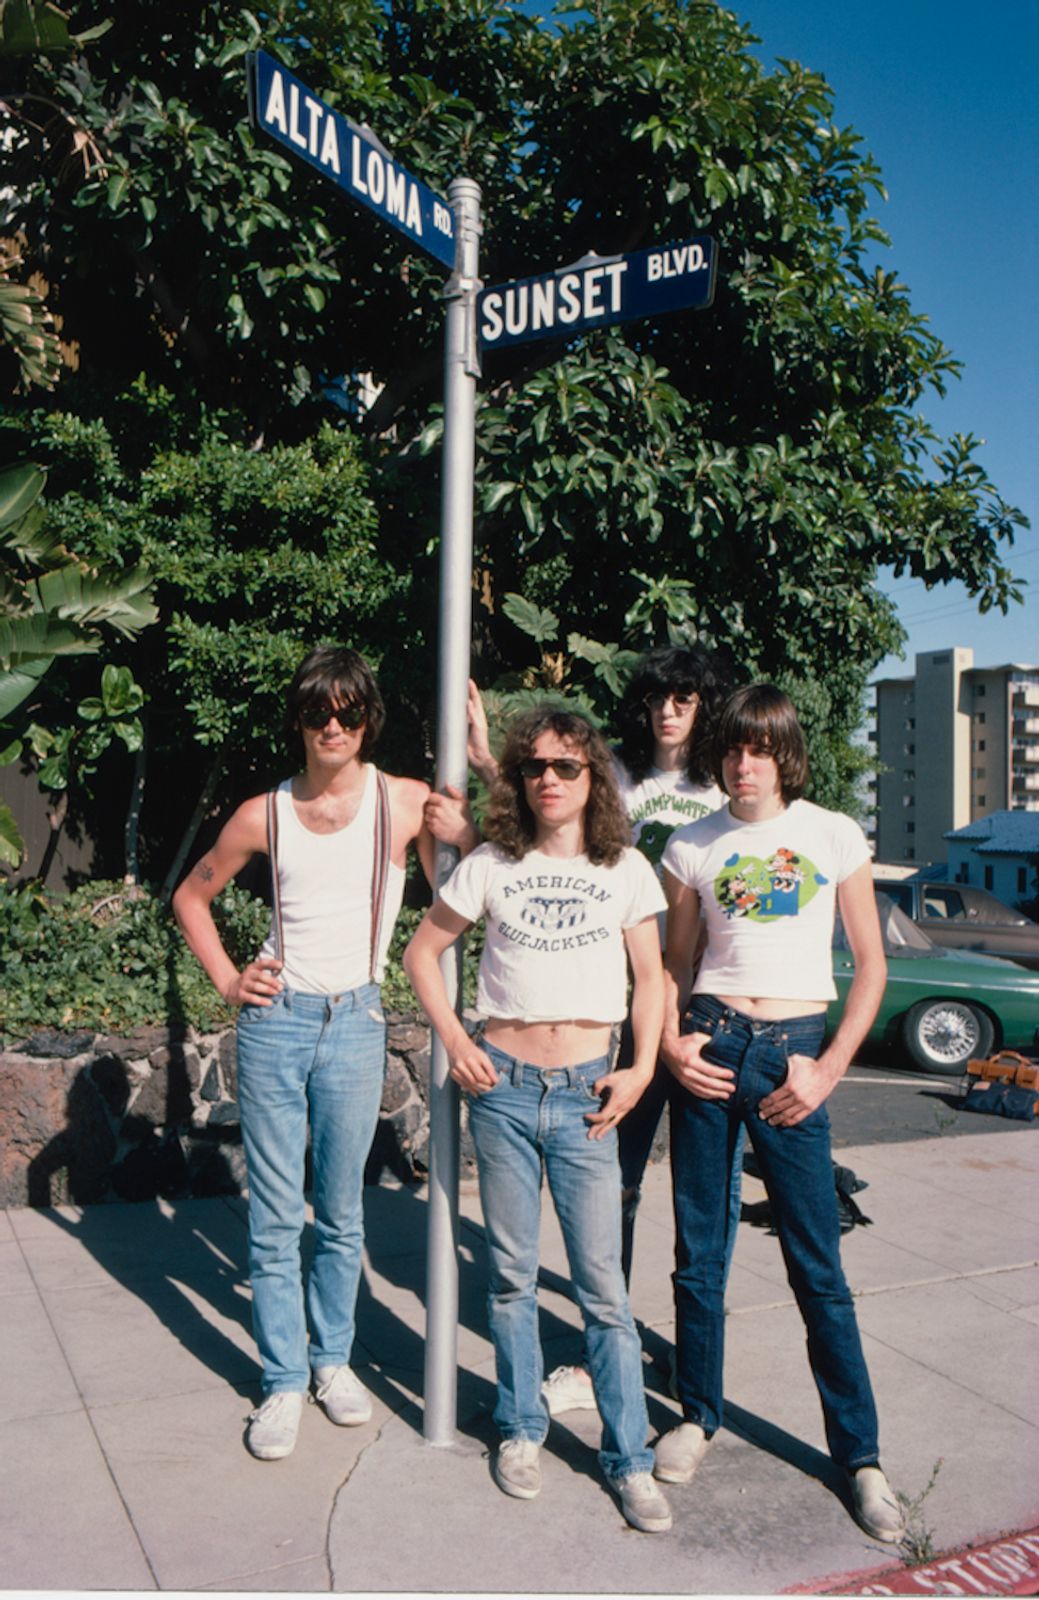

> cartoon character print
[636,820,673,868]
[714,848,826,921]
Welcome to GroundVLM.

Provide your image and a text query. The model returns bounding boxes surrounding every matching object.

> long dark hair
[711,683,809,803]
[484,705,632,865]
[284,644,385,760]
[615,644,734,785]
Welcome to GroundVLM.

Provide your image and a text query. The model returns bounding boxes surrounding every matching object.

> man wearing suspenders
[174,645,434,1461]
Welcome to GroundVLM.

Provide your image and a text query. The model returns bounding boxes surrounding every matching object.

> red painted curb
[784,1525,1039,1597]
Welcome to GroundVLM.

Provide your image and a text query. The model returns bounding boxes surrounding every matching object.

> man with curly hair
[405,705,672,1534]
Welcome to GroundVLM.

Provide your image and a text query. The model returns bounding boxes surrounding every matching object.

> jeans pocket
[366,1005,386,1025]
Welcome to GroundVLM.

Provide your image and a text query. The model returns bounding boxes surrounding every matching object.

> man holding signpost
[174,646,434,1461]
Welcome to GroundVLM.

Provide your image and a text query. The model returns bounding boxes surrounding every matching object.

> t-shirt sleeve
[622,849,668,926]
[661,826,699,889]
[833,813,872,884]
[438,846,491,924]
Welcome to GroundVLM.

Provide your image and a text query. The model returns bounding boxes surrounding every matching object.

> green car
[831,894,1039,1075]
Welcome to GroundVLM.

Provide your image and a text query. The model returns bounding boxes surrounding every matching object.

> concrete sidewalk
[2,1126,1038,1594]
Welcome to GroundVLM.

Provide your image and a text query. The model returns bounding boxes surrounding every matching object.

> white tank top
[258,766,404,994]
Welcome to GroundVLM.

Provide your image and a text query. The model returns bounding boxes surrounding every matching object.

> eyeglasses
[518,757,589,781]
[643,691,698,714]
[299,702,366,731]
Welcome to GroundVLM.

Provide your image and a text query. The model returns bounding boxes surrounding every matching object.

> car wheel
[902,999,995,1075]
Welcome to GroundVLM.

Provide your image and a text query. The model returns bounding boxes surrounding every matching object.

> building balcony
[1012,687,1039,709]
[1012,771,1039,792]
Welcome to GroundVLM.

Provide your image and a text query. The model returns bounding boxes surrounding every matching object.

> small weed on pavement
[897,1457,944,1565]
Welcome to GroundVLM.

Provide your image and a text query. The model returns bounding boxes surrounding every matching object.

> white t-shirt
[439,843,666,1023]
[662,798,871,1002]
[614,761,724,942]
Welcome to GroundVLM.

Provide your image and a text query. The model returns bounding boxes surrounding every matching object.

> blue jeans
[617,1038,744,1285]
[236,984,386,1394]
[670,996,880,1471]
[468,1041,653,1481]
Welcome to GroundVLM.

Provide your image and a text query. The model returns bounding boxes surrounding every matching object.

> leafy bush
[0,878,270,1038]
[0,877,469,1039]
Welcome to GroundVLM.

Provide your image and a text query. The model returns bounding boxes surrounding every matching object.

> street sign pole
[424,177,482,1448]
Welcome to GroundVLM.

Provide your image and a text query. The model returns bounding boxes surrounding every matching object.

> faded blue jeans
[670,995,880,1471]
[468,1041,654,1482]
[236,984,386,1394]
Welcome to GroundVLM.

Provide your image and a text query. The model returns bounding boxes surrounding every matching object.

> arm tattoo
[194,860,215,883]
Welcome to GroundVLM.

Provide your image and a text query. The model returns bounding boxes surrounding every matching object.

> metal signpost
[247,52,479,1448]
[248,48,718,1452]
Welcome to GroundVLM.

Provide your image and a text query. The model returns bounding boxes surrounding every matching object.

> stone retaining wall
[0,1014,466,1208]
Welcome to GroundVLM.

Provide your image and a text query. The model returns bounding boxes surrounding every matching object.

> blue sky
[738,0,1038,683]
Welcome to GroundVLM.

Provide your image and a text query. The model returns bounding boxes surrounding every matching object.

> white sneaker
[493,1438,541,1499]
[541,1364,599,1416]
[247,1391,304,1460]
[849,1466,906,1543]
[614,1470,673,1533]
[314,1364,373,1426]
[653,1421,711,1483]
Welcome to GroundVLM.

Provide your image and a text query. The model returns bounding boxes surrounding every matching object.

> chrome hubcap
[919,1004,978,1063]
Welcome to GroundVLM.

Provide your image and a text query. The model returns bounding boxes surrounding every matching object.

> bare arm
[402,899,498,1092]
[172,795,283,1008]
[660,869,735,1101]
[387,774,436,886]
[466,679,499,786]
[758,861,886,1127]
[585,916,664,1138]
[424,784,481,854]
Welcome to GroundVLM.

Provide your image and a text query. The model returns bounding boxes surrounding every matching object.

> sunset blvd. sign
[478,237,717,349]
[247,49,455,268]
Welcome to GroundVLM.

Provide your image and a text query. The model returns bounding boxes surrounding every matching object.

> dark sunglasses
[299,702,366,731]
[519,757,589,781]
[643,691,698,713]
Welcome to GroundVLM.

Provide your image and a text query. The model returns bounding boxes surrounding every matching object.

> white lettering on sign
[646,243,707,281]
[264,69,342,173]
[480,261,627,344]
[351,134,424,236]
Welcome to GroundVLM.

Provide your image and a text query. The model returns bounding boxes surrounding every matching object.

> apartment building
[870,647,1039,864]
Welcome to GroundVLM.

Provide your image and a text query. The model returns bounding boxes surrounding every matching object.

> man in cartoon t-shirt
[655,683,905,1546]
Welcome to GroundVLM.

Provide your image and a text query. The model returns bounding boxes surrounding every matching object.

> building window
[903,743,915,756]
[973,768,985,779]
[903,822,915,834]
[984,866,994,891]
[976,712,986,725]
[978,740,985,752]
[904,718,915,731]
[902,794,914,807]
[976,684,986,697]
[1019,867,1028,895]
[977,795,986,807]
[904,770,915,781]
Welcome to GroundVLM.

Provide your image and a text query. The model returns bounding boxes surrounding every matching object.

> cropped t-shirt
[439,843,665,1023]
[661,798,870,1003]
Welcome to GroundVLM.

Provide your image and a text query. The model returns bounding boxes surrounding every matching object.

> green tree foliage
[10,391,405,879]
[1,0,1027,845]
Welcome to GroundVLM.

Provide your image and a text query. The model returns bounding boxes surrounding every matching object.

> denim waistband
[687,994,826,1047]
[482,1038,610,1087]
[270,981,381,1012]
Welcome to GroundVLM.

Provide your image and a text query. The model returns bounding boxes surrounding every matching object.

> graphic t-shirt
[614,761,723,943]
[439,843,665,1023]
[662,798,871,1002]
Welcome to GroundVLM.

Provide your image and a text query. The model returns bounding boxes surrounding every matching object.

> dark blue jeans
[670,995,880,1470]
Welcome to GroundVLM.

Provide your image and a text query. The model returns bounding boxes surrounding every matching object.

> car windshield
[834,892,936,958]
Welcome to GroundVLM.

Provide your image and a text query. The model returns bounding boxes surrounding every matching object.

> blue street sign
[247,49,456,269]
[478,238,717,349]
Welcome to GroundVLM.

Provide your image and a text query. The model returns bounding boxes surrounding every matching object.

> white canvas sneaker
[849,1466,906,1543]
[614,1471,673,1533]
[541,1364,599,1416]
[314,1364,373,1426]
[246,1391,304,1460]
